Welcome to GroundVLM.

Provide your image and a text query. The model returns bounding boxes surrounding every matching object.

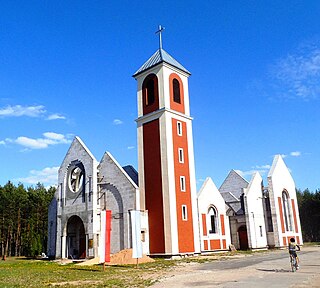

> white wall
[198,177,231,251]
[267,155,303,247]
[244,173,268,249]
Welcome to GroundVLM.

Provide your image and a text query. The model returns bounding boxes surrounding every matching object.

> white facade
[198,178,231,252]
[243,173,268,249]
[216,155,303,251]
[267,155,303,247]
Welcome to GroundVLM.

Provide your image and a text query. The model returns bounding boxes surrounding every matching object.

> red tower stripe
[143,120,165,253]
[172,118,195,253]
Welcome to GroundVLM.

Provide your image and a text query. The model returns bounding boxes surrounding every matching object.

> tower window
[180,176,186,192]
[146,79,155,106]
[178,148,184,163]
[182,205,188,221]
[173,79,181,103]
[177,121,182,136]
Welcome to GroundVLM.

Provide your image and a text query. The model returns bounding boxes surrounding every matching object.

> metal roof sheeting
[133,48,190,77]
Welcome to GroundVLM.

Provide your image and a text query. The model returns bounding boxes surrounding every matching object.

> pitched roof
[133,48,191,77]
[122,165,138,186]
[221,192,244,215]
[219,170,249,199]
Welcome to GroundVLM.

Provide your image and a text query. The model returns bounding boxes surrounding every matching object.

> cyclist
[288,237,300,269]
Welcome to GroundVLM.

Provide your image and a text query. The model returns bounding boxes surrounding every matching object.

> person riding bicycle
[289,237,300,268]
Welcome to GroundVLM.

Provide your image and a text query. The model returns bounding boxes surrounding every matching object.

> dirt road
[151,246,320,287]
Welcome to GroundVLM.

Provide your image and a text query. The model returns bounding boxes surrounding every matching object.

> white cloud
[15,136,49,149]
[3,132,72,150]
[0,104,66,121]
[0,105,46,117]
[16,166,59,187]
[127,146,135,150]
[113,119,123,125]
[290,151,301,157]
[254,164,271,170]
[269,42,320,101]
[46,113,66,120]
[236,164,271,178]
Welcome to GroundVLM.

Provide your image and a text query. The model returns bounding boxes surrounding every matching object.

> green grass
[302,241,320,246]
[0,258,175,288]
[0,249,278,287]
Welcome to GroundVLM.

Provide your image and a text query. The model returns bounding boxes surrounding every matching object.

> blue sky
[0,1,319,191]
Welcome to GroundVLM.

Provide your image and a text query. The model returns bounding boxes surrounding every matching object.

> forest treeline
[0,182,55,257]
[296,188,320,242]
[0,182,319,257]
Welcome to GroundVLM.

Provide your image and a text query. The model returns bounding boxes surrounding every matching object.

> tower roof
[133,48,191,77]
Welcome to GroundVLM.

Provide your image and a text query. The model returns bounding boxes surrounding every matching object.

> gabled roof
[122,165,138,186]
[219,170,249,199]
[60,136,97,169]
[133,48,191,77]
[268,154,286,178]
[220,191,239,202]
[98,152,138,189]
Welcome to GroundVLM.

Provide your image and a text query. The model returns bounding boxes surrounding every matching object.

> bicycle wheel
[291,256,296,272]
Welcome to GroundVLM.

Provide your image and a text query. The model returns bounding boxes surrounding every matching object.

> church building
[47,29,303,260]
[197,154,303,252]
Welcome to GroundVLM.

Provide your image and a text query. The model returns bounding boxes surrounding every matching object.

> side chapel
[47,29,303,260]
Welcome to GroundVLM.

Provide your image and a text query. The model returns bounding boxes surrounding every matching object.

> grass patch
[302,242,320,246]
[0,257,175,288]
[0,250,276,287]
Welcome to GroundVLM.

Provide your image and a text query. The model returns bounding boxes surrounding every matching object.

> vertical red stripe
[172,118,194,253]
[291,199,299,233]
[203,240,208,250]
[220,215,225,236]
[222,239,226,249]
[105,210,112,263]
[143,120,165,253]
[202,214,207,236]
[278,197,285,233]
[283,237,287,246]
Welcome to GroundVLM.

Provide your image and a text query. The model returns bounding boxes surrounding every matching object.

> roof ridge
[133,48,190,77]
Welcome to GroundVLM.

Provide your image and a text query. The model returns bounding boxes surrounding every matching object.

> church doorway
[67,216,86,259]
[238,225,249,250]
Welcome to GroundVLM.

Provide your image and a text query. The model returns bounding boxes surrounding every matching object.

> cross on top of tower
[155,25,165,49]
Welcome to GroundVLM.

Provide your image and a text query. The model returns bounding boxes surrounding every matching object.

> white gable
[268,154,295,198]
[198,177,226,213]
[244,172,268,249]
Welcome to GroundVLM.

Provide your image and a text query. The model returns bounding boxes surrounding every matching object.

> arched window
[145,78,155,106]
[173,79,181,103]
[208,206,218,234]
[282,191,292,231]
[142,74,158,115]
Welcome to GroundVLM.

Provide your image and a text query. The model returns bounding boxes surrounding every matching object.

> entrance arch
[238,226,249,250]
[67,216,86,259]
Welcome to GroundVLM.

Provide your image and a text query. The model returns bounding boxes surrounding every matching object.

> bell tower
[133,27,200,256]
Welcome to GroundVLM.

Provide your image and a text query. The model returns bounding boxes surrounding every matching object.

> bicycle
[290,254,298,272]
